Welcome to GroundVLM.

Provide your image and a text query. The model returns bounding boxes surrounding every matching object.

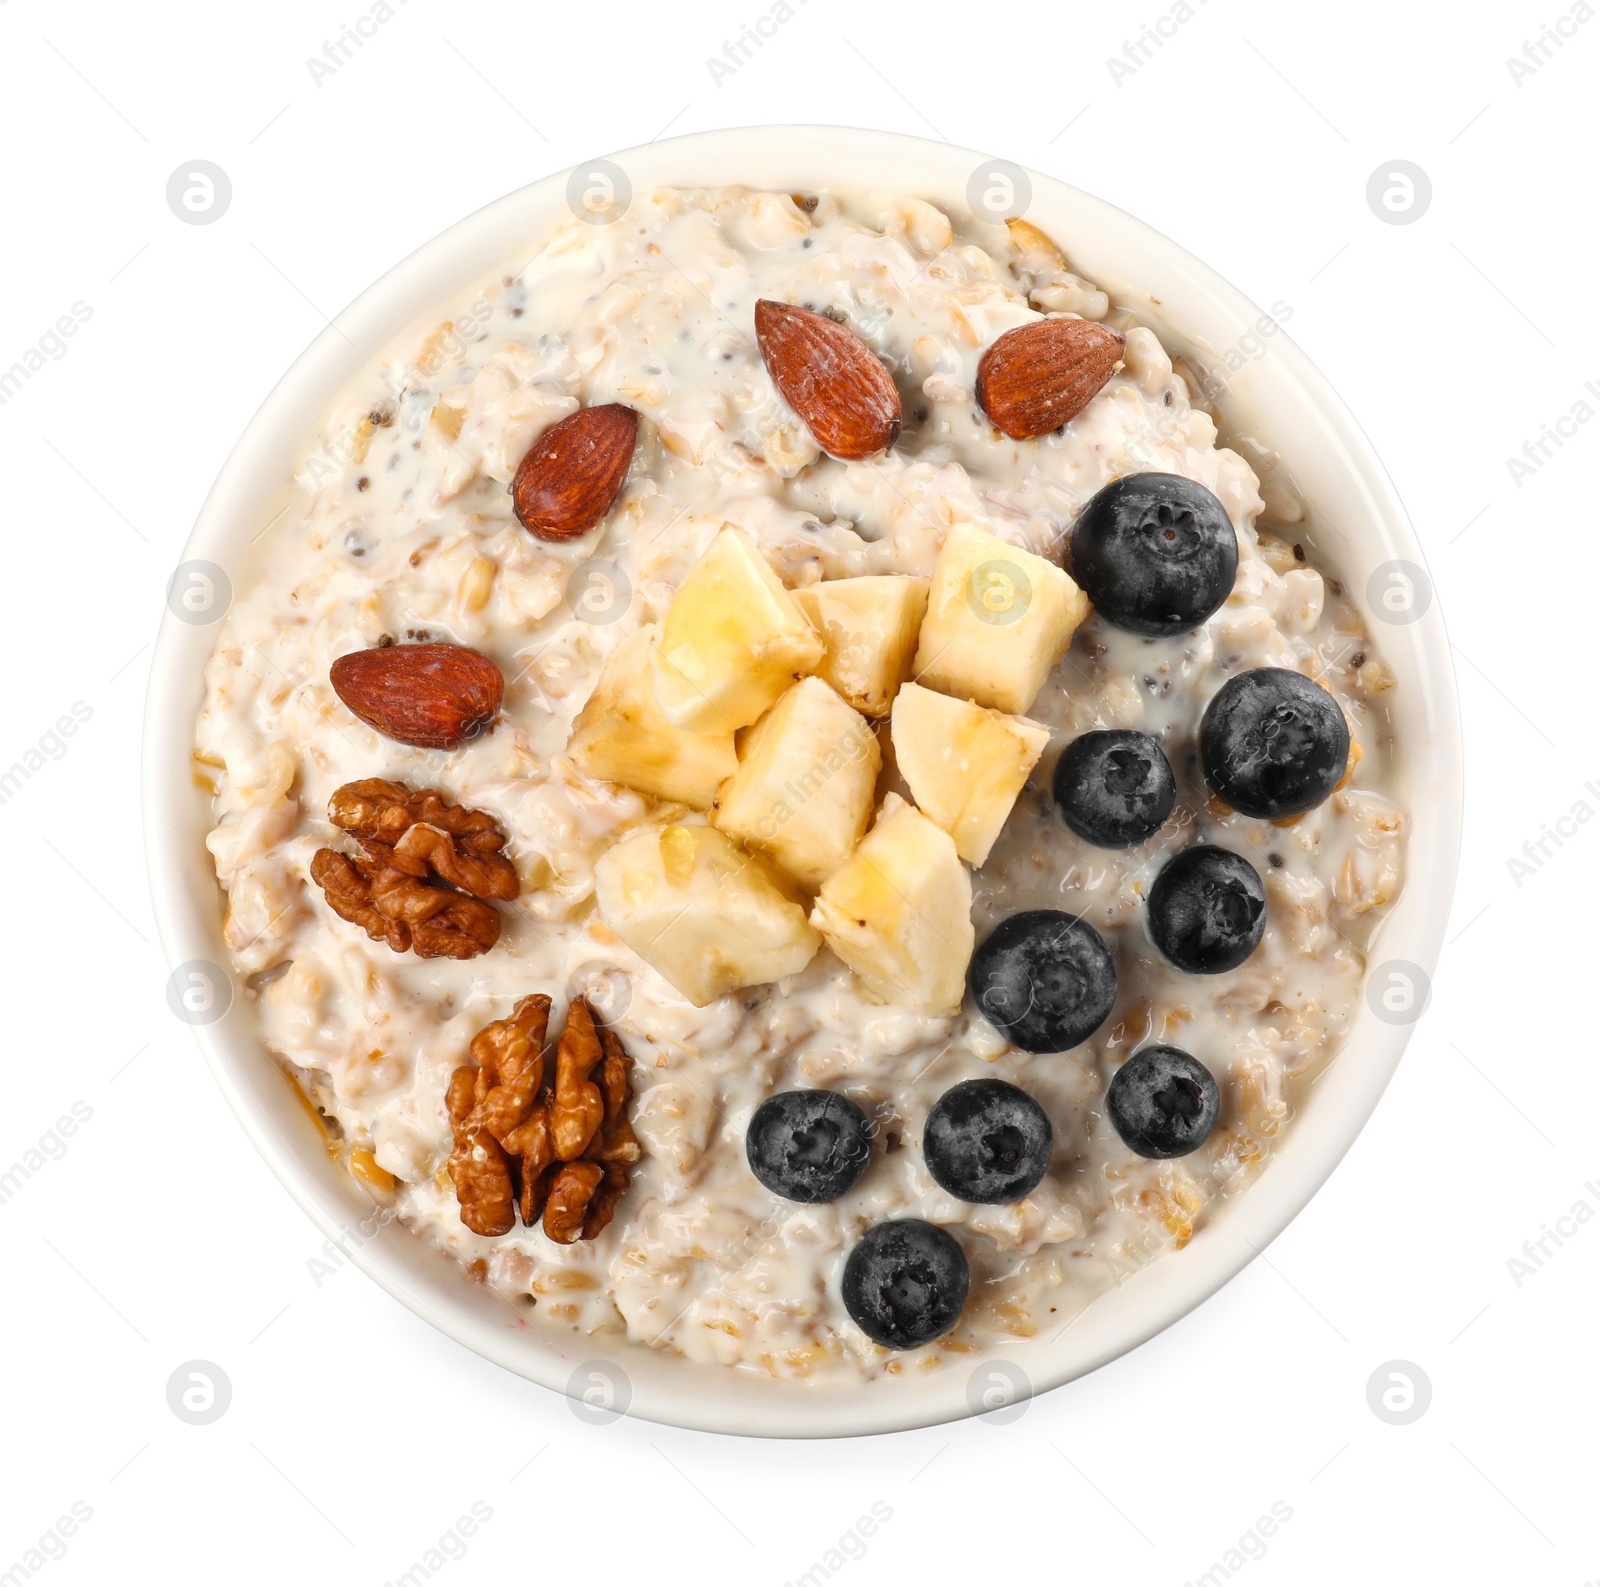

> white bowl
[143,126,1462,1438]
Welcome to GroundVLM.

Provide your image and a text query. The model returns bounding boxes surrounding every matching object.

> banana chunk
[595,824,820,1006]
[793,575,929,718]
[712,677,881,889]
[653,525,824,732]
[567,627,738,809]
[891,683,1050,866]
[912,523,1088,715]
[810,794,974,1018]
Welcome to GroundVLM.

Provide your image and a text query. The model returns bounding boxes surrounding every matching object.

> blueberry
[841,1219,970,1349]
[1069,472,1239,637]
[746,1090,871,1203]
[1107,1045,1221,1158]
[1200,667,1351,819]
[1147,846,1266,974]
[1053,730,1176,847]
[969,910,1118,1053]
[923,1079,1053,1203]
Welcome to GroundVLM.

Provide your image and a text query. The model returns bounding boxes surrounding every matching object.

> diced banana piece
[712,676,880,889]
[653,525,824,732]
[810,794,973,1017]
[566,627,737,809]
[793,575,929,718]
[890,683,1050,866]
[913,523,1089,714]
[595,824,820,1006]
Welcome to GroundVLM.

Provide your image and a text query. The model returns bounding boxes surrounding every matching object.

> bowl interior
[143,126,1461,1437]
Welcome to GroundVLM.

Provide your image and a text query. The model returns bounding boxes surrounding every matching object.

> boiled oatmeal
[195,184,1406,1380]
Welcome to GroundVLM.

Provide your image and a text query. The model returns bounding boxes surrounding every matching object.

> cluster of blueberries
[744,473,1354,1351]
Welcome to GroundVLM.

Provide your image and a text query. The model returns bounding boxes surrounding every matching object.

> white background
[1,0,1592,1581]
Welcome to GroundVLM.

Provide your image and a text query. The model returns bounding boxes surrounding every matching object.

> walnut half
[445,996,641,1246]
[310,778,518,960]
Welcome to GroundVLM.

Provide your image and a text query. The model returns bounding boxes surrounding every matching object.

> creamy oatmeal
[195,184,1406,1380]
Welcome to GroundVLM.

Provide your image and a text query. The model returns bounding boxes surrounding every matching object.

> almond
[754,300,902,461]
[512,403,638,540]
[976,318,1125,440]
[330,642,504,750]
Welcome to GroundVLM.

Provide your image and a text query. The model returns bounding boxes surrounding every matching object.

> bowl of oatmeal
[144,126,1460,1436]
